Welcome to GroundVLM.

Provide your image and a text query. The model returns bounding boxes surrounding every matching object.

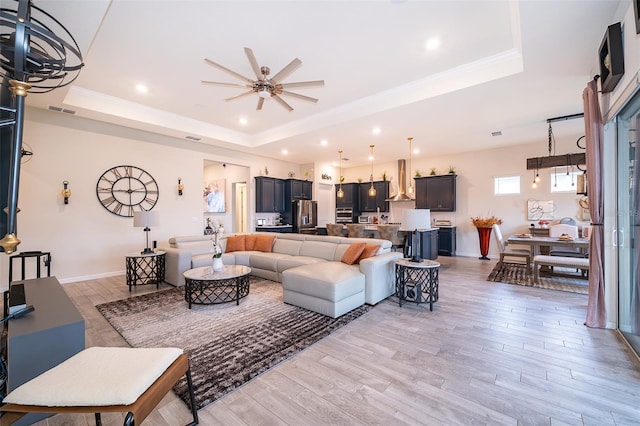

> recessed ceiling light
[135,83,149,94]
[372,127,381,135]
[238,117,248,126]
[281,149,288,155]
[320,139,328,146]
[425,37,441,51]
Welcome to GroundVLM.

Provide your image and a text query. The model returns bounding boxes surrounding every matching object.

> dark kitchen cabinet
[437,226,456,256]
[415,175,456,212]
[335,183,359,208]
[285,178,312,200]
[255,177,285,213]
[358,181,390,212]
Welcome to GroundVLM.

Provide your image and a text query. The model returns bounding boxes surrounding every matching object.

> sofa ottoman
[282,262,365,318]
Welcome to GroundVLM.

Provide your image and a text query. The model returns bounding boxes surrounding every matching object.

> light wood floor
[34,256,640,425]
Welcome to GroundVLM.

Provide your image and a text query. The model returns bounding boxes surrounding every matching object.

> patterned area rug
[487,262,589,294]
[96,278,370,410]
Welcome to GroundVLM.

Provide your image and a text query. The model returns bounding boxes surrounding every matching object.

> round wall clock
[96,165,159,217]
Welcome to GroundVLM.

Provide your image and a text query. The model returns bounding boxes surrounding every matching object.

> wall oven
[335,207,353,224]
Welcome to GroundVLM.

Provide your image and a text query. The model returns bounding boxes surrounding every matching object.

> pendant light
[368,145,376,197]
[407,137,414,195]
[337,149,344,198]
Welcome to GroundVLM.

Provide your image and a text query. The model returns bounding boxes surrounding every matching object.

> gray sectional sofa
[160,232,402,316]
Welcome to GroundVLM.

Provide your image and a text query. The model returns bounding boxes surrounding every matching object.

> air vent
[47,105,76,114]
[491,131,502,137]
[185,135,201,141]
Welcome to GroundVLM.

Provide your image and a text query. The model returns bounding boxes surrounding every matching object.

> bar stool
[9,251,51,283]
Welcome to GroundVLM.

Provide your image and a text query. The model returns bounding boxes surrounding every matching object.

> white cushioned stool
[282,263,365,318]
[1,346,198,426]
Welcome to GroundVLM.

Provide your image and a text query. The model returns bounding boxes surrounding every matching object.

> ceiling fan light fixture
[258,87,271,98]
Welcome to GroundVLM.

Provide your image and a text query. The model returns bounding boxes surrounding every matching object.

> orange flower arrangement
[471,215,503,228]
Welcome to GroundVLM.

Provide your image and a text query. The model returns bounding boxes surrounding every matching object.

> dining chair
[376,224,405,252]
[549,224,583,257]
[326,224,344,237]
[549,223,586,275]
[559,217,578,226]
[492,224,531,273]
[345,224,366,238]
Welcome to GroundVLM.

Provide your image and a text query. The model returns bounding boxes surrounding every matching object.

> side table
[125,251,166,291]
[394,258,440,311]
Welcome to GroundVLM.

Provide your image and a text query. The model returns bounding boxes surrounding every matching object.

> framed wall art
[527,200,554,221]
[203,178,225,213]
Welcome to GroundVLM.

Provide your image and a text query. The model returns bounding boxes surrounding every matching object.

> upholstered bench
[0,347,198,426]
[533,255,590,283]
[282,262,365,318]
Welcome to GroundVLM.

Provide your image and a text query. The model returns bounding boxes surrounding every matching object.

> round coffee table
[183,265,251,308]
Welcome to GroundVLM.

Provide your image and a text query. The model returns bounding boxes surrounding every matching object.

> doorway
[233,182,248,233]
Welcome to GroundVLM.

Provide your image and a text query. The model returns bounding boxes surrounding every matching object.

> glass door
[617,89,640,354]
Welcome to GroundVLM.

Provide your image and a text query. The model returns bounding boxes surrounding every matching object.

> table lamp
[133,210,159,254]
[400,209,431,263]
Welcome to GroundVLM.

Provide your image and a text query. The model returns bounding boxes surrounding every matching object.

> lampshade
[400,209,431,231]
[133,210,159,228]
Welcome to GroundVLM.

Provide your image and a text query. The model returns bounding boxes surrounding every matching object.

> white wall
[203,162,249,233]
[335,131,585,258]
[0,107,300,290]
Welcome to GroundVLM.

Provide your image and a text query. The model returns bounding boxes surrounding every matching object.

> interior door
[617,89,640,354]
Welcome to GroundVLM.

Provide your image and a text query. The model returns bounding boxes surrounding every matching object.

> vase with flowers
[210,220,225,271]
[471,215,503,260]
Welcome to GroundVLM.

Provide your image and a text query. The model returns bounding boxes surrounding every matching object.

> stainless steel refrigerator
[292,200,317,233]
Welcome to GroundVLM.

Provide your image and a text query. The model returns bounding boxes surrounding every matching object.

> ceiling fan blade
[279,90,319,103]
[204,58,253,83]
[280,80,325,89]
[270,58,302,83]
[272,94,294,112]
[256,97,265,111]
[244,47,263,80]
[202,81,249,89]
[225,90,256,101]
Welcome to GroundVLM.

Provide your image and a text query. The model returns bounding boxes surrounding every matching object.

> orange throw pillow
[225,235,246,252]
[245,235,257,251]
[341,242,366,265]
[358,243,380,263]
[254,235,275,252]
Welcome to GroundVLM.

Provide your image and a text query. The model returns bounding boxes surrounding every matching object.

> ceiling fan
[202,47,324,111]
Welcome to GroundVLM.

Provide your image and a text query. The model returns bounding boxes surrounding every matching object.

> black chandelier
[526,113,586,172]
[0,0,84,253]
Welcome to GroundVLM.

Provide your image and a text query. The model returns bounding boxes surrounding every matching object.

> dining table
[507,234,590,256]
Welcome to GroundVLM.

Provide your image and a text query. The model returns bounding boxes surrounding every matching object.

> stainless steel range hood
[386,159,414,202]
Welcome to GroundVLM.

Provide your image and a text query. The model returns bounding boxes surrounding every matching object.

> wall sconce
[177,177,184,196]
[61,180,71,204]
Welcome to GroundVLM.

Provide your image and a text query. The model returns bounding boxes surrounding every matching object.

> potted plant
[471,215,502,260]
[429,168,437,176]
[414,170,422,178]
[380,171,388,181]
[448,166,456,174]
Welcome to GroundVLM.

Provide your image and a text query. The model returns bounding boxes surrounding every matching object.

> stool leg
[95,412,102,425]
[124,412,134,426]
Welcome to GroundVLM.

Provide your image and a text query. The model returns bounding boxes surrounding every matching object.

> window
[550,171,581,192]
[494,175,520,195]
